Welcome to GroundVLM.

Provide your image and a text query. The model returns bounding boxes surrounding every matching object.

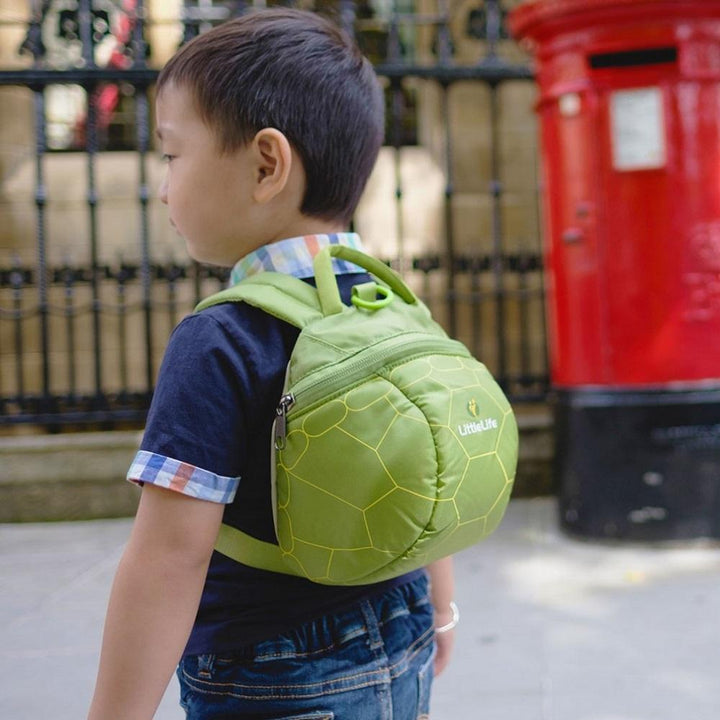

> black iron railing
[0,0,547,427]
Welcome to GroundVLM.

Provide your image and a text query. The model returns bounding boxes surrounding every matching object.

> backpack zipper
[274,393,296,450]
[273,333,471,450]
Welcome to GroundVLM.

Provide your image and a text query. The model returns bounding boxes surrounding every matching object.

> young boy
[88,9,456,719]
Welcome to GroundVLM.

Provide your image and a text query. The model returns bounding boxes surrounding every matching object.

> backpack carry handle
[313,245,418,316]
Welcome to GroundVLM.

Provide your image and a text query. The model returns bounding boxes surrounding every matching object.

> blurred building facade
[0,0,548,433]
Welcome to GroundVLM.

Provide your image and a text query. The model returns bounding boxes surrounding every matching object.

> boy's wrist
[434,600,459,633]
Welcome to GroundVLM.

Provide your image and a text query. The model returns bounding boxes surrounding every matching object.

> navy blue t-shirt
[138,273,420,655]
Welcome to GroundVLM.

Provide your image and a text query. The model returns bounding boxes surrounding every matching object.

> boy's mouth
[169,219,184,238]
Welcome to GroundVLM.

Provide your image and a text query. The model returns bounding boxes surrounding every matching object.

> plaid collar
[229,233,364,286]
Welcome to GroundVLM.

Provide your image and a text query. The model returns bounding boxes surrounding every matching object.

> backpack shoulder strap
[194,272,323,329]
[215,524,300,577]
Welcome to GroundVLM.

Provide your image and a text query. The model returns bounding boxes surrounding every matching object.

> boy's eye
[161,153,175,163]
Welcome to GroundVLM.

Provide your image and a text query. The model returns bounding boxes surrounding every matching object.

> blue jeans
[177,574,435,720]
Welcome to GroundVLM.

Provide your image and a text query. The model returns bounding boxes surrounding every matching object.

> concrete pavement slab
[1,498,718,719]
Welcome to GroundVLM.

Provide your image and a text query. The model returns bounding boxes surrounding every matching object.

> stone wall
[0,407,554,522]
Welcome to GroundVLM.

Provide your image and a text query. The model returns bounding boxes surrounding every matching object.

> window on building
[37,0,144,152]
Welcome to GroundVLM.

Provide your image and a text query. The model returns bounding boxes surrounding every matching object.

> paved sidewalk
[1,497,719,719]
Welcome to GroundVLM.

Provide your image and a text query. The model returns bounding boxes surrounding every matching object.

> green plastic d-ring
[351,283,394,311]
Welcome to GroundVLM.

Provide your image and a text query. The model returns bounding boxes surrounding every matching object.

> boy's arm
[88,484,224,720]
[428,556,456,676]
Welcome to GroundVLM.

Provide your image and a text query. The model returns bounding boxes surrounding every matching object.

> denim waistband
[210,571,430,663]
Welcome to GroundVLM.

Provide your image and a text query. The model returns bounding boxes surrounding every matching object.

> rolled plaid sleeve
[127,450,239,504]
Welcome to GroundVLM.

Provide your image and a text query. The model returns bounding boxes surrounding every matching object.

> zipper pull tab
[274,393,295,450]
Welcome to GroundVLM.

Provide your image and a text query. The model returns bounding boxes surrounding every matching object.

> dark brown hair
[157,9,384,224]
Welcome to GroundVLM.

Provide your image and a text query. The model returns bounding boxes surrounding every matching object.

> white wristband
[434,600,459,633]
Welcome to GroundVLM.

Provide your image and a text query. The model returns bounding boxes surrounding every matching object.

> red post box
[509,0,720,540]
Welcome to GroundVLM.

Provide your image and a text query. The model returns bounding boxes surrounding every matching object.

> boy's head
[157,9,384,227]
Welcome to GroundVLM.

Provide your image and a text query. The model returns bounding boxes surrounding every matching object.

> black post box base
[556,386,720,541]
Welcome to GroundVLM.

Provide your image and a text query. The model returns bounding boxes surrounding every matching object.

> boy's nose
[158,176,168,204]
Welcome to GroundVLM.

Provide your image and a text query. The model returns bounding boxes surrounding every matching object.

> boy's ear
[251,128,294,204]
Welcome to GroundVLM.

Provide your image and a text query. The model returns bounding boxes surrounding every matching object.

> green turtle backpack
[195,245,518,585]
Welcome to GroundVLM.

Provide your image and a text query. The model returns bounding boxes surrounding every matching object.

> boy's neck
[263,216,348,246]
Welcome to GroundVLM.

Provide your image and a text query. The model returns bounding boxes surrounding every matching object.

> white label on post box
[559,92,581,118]
[610,87,666,171]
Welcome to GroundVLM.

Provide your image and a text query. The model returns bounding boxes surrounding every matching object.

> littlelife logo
[460,399,498,436]
[458,418,498,436]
